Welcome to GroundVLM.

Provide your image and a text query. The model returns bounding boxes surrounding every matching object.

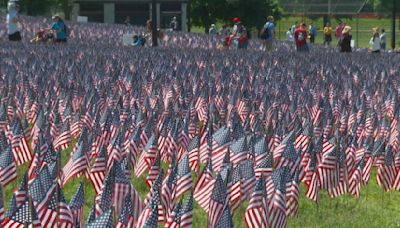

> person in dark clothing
[339,26,352,52]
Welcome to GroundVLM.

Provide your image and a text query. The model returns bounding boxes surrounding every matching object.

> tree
[190,0,228,34]
[226,0,282,32]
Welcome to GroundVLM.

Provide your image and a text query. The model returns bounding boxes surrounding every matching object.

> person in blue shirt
[261,16,275,51]
[51,15,67,42]
[309,22,317,44]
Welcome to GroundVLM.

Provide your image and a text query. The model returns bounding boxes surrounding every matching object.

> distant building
[72,0,188,31]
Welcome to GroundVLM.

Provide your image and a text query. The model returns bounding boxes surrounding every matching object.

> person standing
[339,26,352,52]
[170,17,179,31]
[294,22,309,52]
[286,28,294,42]
[309,22,317,44]
[369,28,381,53]
[209,24,217,35]
[6,1,21,41]
[51,15,67,42]
[335,22,344,41]
[220,25,229,37]
[231,17,248,49]
[261,16,275,51]
[323,22,332,46]
[380,28,386,50]
[124,16,131,26]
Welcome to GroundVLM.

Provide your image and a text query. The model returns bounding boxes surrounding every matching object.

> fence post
[356,14,359,49]
[391,0,396,49]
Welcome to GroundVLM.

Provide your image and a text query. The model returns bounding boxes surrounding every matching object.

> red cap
[233,17,240,24]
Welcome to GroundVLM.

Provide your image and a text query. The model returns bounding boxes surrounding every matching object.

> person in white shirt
[286,28,294,42]
[6,1,21,41]
[369,28,381,53]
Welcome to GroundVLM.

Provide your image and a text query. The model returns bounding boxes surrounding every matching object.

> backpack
[60,21,70,37]
[260,23,270,40]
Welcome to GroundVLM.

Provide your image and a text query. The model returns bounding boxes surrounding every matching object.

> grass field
[192,17,400,49]
[4,141,400,227]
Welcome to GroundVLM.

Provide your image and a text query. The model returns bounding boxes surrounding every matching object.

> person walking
[323,22,332,46]
[6,1,21,41]
[339,26,352,52]
[309,22,317,44]
[369,28,381,53]
[51,15,68,42]
[380,28,386,50]
[261,16,275,51]
[294,22,309,52]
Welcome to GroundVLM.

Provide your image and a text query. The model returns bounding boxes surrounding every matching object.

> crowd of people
[6,1,69,43]
[4,0,393,53]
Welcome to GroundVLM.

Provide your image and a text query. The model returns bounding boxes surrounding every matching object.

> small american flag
[175,155,193,198]
[0,146,17,187]
[69,182,84,227]
[208,174,227,228]
[245,176,269,228]
[86,208,113,228]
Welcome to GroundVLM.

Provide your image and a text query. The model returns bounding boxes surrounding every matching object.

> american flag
[230,136,248,166]
[211,126,230,172]
[0,147,17,187]
[135,134,157,178]
[255,152,273,179]
[175,155,193,198]
[208,174,227,227]
[269,168,289,228]
[165,192,193,228]
[88,146,107,195]
[54,122,71,151]
[10,118,32,166]
[215,204,234,228]
[69,183,84,227]
[3,197,42,228]
[245,176,269,228]
[86,208,113,228]
[187,135,200,171]
[116,191,135,228]
[146,153,161,188]
[377,146,396,192]
[95,166,114,217]
[349,158,364,198]
[227,166,242,213]
[286,172,300,218]
[62,142,88,187]
[113,162,130,217]
[240,160,257,198]
[137,179,161,228]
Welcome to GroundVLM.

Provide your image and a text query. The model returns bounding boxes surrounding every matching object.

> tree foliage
[190,0,282,33]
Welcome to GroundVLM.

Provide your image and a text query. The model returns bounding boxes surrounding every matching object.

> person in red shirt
[294,22,309,52]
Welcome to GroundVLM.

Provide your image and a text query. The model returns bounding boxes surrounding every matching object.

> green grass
[191,17,400,48]
[5,141,400,227]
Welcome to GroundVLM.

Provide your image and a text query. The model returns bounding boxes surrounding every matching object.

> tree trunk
[204,24,210,34]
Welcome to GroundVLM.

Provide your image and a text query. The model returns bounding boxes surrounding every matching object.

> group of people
[6,1,69,43]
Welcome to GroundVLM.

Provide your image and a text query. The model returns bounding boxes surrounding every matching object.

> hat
[233,17,240,24]
[342,26,352,34]
[52,14,60,20]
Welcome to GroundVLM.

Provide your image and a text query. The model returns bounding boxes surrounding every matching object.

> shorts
[9,31,22,41]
